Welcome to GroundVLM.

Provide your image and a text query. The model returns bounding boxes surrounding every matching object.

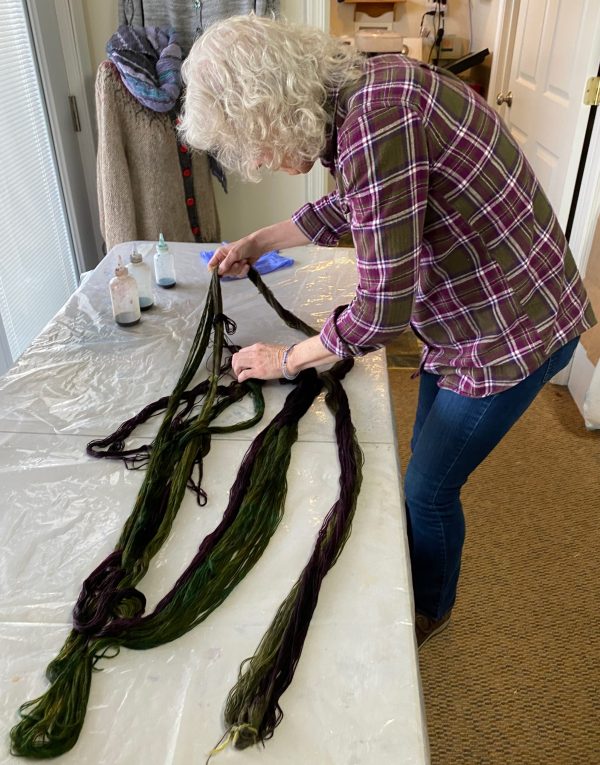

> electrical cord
[427,1,445,66]
[420,10,435,34]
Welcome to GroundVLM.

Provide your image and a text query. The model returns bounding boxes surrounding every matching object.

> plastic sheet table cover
[0,243,429,765]
[0,243,397,445]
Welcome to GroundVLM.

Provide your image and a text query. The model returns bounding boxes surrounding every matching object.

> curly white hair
[180,14,365,182]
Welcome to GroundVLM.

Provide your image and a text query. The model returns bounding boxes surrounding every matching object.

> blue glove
[199,248,294,281]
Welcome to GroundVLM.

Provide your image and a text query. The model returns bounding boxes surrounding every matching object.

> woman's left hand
[232,343,287,382]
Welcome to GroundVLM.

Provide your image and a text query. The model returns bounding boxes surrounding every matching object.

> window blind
[0,0,77,362]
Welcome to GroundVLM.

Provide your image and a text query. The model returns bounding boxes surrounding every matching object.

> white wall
[81,0,117,72]
[469,0,500,52]
[215,0,314,241]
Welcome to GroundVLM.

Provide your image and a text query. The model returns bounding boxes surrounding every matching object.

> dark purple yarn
[265,376,360,722]
[93,368,324,640]
[227,360,363,748]
[72,551,146,635]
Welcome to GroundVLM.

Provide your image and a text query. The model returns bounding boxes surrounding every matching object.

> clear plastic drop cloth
[0,244,429,764]
[0,244,395,446]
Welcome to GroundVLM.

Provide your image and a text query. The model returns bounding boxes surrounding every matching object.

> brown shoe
[415,610,452,648]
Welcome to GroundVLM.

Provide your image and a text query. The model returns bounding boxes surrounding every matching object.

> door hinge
[583,76,600,106]
[68,95,81,132]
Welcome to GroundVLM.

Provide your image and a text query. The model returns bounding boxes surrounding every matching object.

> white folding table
[0,243,429,765]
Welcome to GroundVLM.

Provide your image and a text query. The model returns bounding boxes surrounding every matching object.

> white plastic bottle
[127,244,154,310]
[110,257,141,326]
[154,233,176,288]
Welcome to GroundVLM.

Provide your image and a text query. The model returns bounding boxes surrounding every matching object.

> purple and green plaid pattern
[293,56,595,397]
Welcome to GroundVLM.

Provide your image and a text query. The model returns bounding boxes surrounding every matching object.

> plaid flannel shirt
[292,56,595,397]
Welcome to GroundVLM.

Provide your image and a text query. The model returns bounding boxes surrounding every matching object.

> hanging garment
[107,24,227,194]
[96,60,220,251]
[119,0,280,55]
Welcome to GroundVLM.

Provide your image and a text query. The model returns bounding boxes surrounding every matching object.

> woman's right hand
[207,235,263,278]
[206,220,311,277]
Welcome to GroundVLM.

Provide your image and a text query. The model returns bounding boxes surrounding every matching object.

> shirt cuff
[319,305,379,358]
[292,199,350,247]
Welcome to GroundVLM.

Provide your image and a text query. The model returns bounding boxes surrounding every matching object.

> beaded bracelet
[281,343,298,381]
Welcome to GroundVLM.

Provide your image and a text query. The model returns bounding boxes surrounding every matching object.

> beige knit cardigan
[95,61,220,251]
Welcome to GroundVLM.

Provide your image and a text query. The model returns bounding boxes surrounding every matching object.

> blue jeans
[404,337,579,619]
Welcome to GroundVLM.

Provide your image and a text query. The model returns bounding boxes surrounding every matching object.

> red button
[186,197,195,207]
[192,226,200,235]
[179,144,188,153]
[182,168,191,177]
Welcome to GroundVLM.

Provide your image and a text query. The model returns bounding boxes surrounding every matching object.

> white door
[496,0,600,230]
[566,111,600,418]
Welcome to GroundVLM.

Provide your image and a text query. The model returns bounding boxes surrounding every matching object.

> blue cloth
[405,337,580,620]
[199,249,294,281]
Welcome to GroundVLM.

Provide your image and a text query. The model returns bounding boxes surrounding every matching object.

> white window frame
[26,0,103,273]
[0,322,12,374]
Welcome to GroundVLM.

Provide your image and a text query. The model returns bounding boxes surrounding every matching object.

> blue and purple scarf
[107,25,182,113]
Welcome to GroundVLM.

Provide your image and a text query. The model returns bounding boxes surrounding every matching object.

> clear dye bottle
[110,257,141,326]
[127,244,154,310]
[154,233,176,288]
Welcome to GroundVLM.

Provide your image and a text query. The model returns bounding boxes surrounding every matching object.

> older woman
[180,15,595,646]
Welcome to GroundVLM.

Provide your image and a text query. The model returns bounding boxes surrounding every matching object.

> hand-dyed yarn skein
[10,268,361,759]
[220,274,364,750]
[87,376,265,505]
[216,362,363,752]
[10,269,232,758]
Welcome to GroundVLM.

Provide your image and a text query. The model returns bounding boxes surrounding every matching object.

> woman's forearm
[250,219,311,252]
[284,335,340,376]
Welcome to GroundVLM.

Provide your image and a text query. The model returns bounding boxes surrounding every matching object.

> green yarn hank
[9,269,330,758]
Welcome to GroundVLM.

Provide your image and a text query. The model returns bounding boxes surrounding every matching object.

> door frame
[305,0,330,201]
[568,104,600,277]
[26,0,103,273]
[567,102,600,410]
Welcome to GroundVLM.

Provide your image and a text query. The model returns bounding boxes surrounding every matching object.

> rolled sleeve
[321,105,430,356]
[292,190,351,246]
[319,304,380,357]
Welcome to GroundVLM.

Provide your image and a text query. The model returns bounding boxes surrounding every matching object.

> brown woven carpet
[387,356,600,765]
